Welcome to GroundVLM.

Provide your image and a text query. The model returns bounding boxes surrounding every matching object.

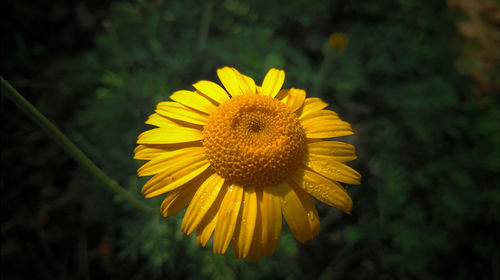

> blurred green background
[2,0,500,279]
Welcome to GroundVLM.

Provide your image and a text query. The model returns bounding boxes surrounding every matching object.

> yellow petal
[307,141,357,163]
[196,186,228,247]
[170,90,217,114]
[284,88,306,112]
[291,167,353,213]
[141,153,210,198]
[196,212,217,247]
[289,182,320,238]
[217,67,256,97]
[160,176,202,217]
[274,181,319,243]
[255,85,262,94]
[242,75,257,94]
[181,173,225,235]
[134,142,203,160]
[260,186,282,256]
[261,68,285,98]
[299,98,329,119]
[302,119,354,139]
[245,236,263,262]
[232,186,258,259]
[145,113,179,127]
[213,184,244,255]
[156,101,208,126]
[134,144,165,160]
[245,191,264,261]
[300,109,339,122]
[192,80,230,104]
[137,127,202,144]
[305,158,361,185]
[137,147,205,176]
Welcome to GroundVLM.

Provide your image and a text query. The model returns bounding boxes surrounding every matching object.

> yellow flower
[135,67,361,261]
[327,33,349,51]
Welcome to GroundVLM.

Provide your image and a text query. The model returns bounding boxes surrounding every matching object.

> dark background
[2,0,500,279]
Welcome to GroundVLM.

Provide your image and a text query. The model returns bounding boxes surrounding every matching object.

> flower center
[202,94,306,187]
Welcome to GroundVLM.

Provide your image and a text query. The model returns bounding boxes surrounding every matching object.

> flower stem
[1,76,156,215]
[311,52,336,97]
[311,33,348,97]
[197,0,214,52]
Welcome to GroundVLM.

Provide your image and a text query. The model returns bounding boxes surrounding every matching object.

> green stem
[311,52,336,97]
[1,76,156,215]
[197,0,214,52]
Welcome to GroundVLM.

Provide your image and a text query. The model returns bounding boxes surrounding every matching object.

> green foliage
[3,0,500,279]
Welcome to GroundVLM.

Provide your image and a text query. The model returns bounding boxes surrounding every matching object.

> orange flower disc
[202,94,306,187]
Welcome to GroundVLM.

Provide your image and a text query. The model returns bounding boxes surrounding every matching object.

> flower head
[327,33,349,51]
[135,67,361,261]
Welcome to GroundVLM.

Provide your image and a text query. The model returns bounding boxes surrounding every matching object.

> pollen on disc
[202,94,306,187]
